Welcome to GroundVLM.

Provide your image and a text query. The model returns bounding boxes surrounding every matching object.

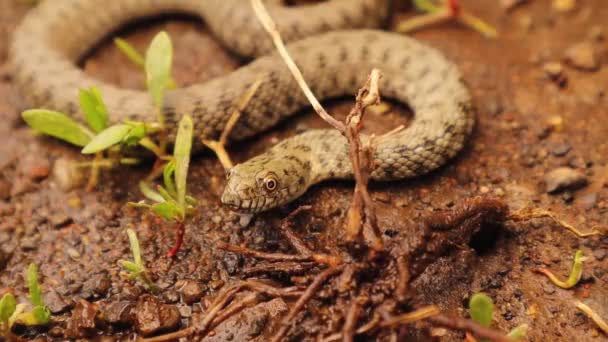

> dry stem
[202,79,263,170]
[509,207,603,237]
[429,314,512,342]
[271,267,341,342]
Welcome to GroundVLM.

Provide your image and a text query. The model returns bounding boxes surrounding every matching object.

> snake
[10,0,475,213]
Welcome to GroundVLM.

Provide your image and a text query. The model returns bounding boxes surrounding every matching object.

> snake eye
[263,175,279,192]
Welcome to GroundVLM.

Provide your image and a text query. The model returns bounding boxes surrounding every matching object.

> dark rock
[543,167,587,193]
[163,290,180,304]
[50,212,73,229]
[100,301,134,325]
[45,290,72,314]
[134,295,180,337]
[550,141,571,156]
[202,298,288,342]
[222,252,241,275]
[82,272,111,300]
[66,299,99,339]
[564,42,600,71]
[177,280,204,304]
[20,236,39,251]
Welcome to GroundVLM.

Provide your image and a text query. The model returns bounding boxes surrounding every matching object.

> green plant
[22,31,177,189]
[130,115,196,257]
[398,0,497,38]
[0,263,52,334]
[118,229,158,291]
[468,292,528,341]
[536,250,586,289]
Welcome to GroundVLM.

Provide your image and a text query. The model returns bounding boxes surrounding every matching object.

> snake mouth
[221,192,280,213]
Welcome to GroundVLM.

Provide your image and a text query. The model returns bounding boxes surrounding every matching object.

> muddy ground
[0,0,607,341]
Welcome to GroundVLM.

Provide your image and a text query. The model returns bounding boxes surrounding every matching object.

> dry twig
[509,207,603,237]
[429,313,512,342]
[202,79,263,170]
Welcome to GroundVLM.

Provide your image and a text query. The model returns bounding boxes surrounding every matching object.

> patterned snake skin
[10,0,475,213]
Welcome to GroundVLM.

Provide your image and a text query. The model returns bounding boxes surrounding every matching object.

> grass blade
[79,87,109,133]
[26,263,43,307]
[114,38,145,68]
[145,31,173,111]
[173,115,193,209]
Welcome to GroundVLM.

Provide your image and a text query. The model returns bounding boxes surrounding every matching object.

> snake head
[221,154,311,213]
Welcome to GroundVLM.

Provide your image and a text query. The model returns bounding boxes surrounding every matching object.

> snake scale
[10,0,475,213]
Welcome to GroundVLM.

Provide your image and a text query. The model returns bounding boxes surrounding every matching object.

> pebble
[543,284,556,294]
[81,272,111,299]
[543,167,588,193]
[52,157,84,191]
[543,62,567,86]
[239,213,253,228]
[564,42,600,71]
[177,280,204,304]
[0,179,11,200]
[100,301,134,325]
[550,141,571,156]
[50,212,73,228]
[211,215,222,224]
[134,295,181,337]
[66,299,99,339]
[579,192,597,210]
[27,161,51,181]
[546,116,564,132]
[45,290,72,314]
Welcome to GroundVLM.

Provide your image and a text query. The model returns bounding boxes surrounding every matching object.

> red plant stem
[167,221,185,257]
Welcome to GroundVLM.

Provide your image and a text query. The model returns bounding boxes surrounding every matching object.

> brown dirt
[0,1,607,341]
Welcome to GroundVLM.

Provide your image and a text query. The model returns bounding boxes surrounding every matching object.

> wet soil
[0,1,607,341]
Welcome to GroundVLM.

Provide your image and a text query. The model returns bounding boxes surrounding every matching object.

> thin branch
[429,314,512,342]
[217,241,313,262]
[509,207,603,237]
[250,0,345,132]
[202,79,264,170]
[271,267,341,342]
[379,305,440,328]
[321,313,381,342]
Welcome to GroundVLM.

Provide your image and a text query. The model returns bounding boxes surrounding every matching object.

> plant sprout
[130,115,196,257]
[118,229,158,291]
[535,250,586,289]
[468,292,528,341]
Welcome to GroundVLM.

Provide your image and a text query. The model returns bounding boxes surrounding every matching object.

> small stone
[550,141,571,156]
[479,186,490,194]
[543,62,564,80]
[178,305,192,318]
[211,215,222,224]
[552,0,576,12]
[100,301,134,325]
[52,157,84,191]
[373,193,391,203]
[27,161,51,181]
[82,272,111,299]
[579,192,597,210]
[178,280,204,304]
[543,284,556,294]
[50,212,73,229]
[0,179,11,200]
[564,42,600,71]
[163,290,180,304]
[45,290,72,314]
[66,299,99,339]
[547,116,564,132]
[222,252,241,275]
[134,295,181,337]
[543,167,587,193]
[593,249,606,261]
[20,236,39,251]
[239,214,253,228]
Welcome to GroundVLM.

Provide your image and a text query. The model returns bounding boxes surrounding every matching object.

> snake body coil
[10,0,475,213]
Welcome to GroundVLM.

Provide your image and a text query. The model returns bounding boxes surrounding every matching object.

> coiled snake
[10,0,475,213]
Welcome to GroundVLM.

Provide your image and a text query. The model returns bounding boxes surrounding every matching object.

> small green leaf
[118,260,142,274]
[0,293,16,322]
[114,38,145,68]
[81,124,131,154]
[157,185,176,202]
[22,110,92,147]
[122,123,146,146]
[185,195,198,206]
[469,293,494,328]
[174,115,193,209]
[145,31,173,110]
[30,306,51,325]
[79,87,109,133]
[126,229,142,266]
[507,324,529,340]
[152,201,181,220]
[26,263,43,307]
[139,181,165,203]
[163,160,177,198]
